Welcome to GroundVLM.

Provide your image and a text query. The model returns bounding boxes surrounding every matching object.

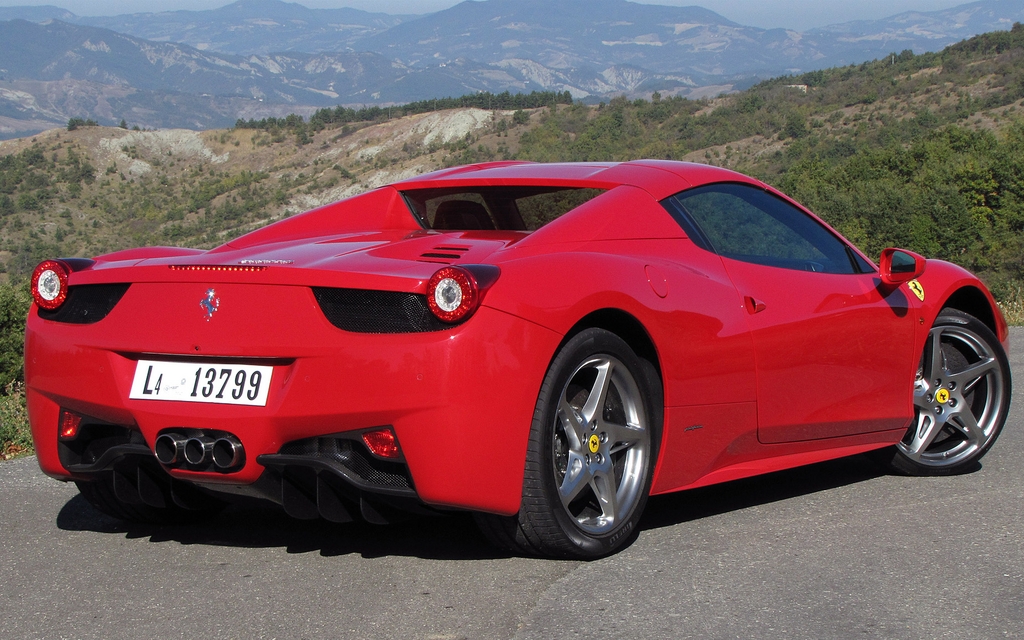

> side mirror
[879,248,926,285]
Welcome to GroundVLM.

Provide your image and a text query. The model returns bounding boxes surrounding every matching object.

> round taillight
[31,260,70,311]
[426,266,478,323]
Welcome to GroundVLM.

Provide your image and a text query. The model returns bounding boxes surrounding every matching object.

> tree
[67,117,98,131]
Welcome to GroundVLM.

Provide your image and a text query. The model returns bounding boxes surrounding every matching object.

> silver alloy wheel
[552,354,650,535]
[898,322,1008,468]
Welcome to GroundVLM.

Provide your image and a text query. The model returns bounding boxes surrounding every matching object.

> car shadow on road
[640,452,890,532]
[56,494,514,561]
[54,451,948,560]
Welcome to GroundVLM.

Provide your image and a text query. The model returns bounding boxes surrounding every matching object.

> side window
[669,183,859,274]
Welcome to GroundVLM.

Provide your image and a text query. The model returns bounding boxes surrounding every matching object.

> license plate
[129,360,273,406]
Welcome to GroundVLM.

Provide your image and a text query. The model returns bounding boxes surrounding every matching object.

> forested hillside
[3,26,1024,457]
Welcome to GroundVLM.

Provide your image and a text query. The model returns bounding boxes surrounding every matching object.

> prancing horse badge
[200,288,220,321]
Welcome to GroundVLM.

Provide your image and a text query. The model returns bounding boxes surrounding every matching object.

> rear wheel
[476,328,661,558]
[880,308,1011,476]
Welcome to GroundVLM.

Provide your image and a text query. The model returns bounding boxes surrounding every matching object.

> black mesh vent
[313,287,448,333]
[57,421,144,469]
[38,284,130,324]
[280,436,412,489]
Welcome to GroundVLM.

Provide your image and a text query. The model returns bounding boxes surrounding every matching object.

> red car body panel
[722,257,919,443]
[26,283,561,514]
[25,160,1009,517]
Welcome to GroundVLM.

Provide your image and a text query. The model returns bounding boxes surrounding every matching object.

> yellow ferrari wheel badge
[588,434,600,454]
[935,388,950,404]
[908,279,925,302]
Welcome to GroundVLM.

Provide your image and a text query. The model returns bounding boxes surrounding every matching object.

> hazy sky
[0,0,974,31]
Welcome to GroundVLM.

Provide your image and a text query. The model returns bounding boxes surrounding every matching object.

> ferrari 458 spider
[26,160,1012,558]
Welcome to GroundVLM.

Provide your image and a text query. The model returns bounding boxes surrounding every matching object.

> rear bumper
[26,281,561,515]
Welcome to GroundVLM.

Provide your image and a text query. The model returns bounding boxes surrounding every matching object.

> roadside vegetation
[3,27,1024,457]
[0,281,30,459]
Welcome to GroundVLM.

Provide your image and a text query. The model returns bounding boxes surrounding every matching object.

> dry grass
[0,382,31,460]
[998,286,1024,326]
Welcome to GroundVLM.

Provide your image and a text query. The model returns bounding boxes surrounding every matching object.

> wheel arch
[560,308,662,381]
[940,285,998,335]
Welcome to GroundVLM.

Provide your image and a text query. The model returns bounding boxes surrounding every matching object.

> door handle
[744,296,766,314]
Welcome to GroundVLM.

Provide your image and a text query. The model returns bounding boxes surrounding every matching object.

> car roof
[392,160,761,201]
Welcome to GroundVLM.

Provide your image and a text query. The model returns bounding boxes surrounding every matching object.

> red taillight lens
[426,266,478,323]
[59,410,83,440]
[31,260,70,311]
[362,427,402,460]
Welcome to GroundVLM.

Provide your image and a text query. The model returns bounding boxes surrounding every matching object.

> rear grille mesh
[279,436,412,489]
[38,284,130,324]
[312,287,447,333]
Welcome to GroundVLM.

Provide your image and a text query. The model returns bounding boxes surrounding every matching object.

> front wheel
[476,328,661,558]
[880,308,1011,476]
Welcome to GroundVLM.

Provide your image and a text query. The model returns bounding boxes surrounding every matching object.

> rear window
[402,187,605,231]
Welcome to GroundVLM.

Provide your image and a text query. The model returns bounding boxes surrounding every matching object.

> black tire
[476,328,662,558]
[876,308,1011,476]
[76,467,223,525]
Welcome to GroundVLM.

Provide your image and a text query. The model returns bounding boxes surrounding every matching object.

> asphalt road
[3,327,1022,640]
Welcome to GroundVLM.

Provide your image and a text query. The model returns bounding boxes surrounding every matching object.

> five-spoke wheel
[883,309,1011,475]
[475,328,660,558]
[552,353,650,536]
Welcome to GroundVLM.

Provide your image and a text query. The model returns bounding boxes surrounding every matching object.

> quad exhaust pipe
[184,436,214,465]
[155,431,244,471]
[211,435,244,469]
[154,433,187,465]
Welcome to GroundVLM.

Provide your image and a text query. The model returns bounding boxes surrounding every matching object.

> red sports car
[25,160,1012,558]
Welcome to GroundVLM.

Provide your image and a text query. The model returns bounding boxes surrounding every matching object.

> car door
[665,183,918,443]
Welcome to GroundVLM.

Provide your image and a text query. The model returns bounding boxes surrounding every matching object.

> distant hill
[74,0,413,55]
[2,0,1024,138]
[0,0,411,54]
[6,0,1023,67]
[0,4,74,22]
[0,18,704,139]
[0,17,495,100]
[807,0,1024,62]
[357,0,770,74]
[0,19,420,137]
[359,0,1024,74]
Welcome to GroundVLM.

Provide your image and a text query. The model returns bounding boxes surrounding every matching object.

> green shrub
[0,282,30,390]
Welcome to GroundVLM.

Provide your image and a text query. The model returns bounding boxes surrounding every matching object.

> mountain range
[1,0,1023,139]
